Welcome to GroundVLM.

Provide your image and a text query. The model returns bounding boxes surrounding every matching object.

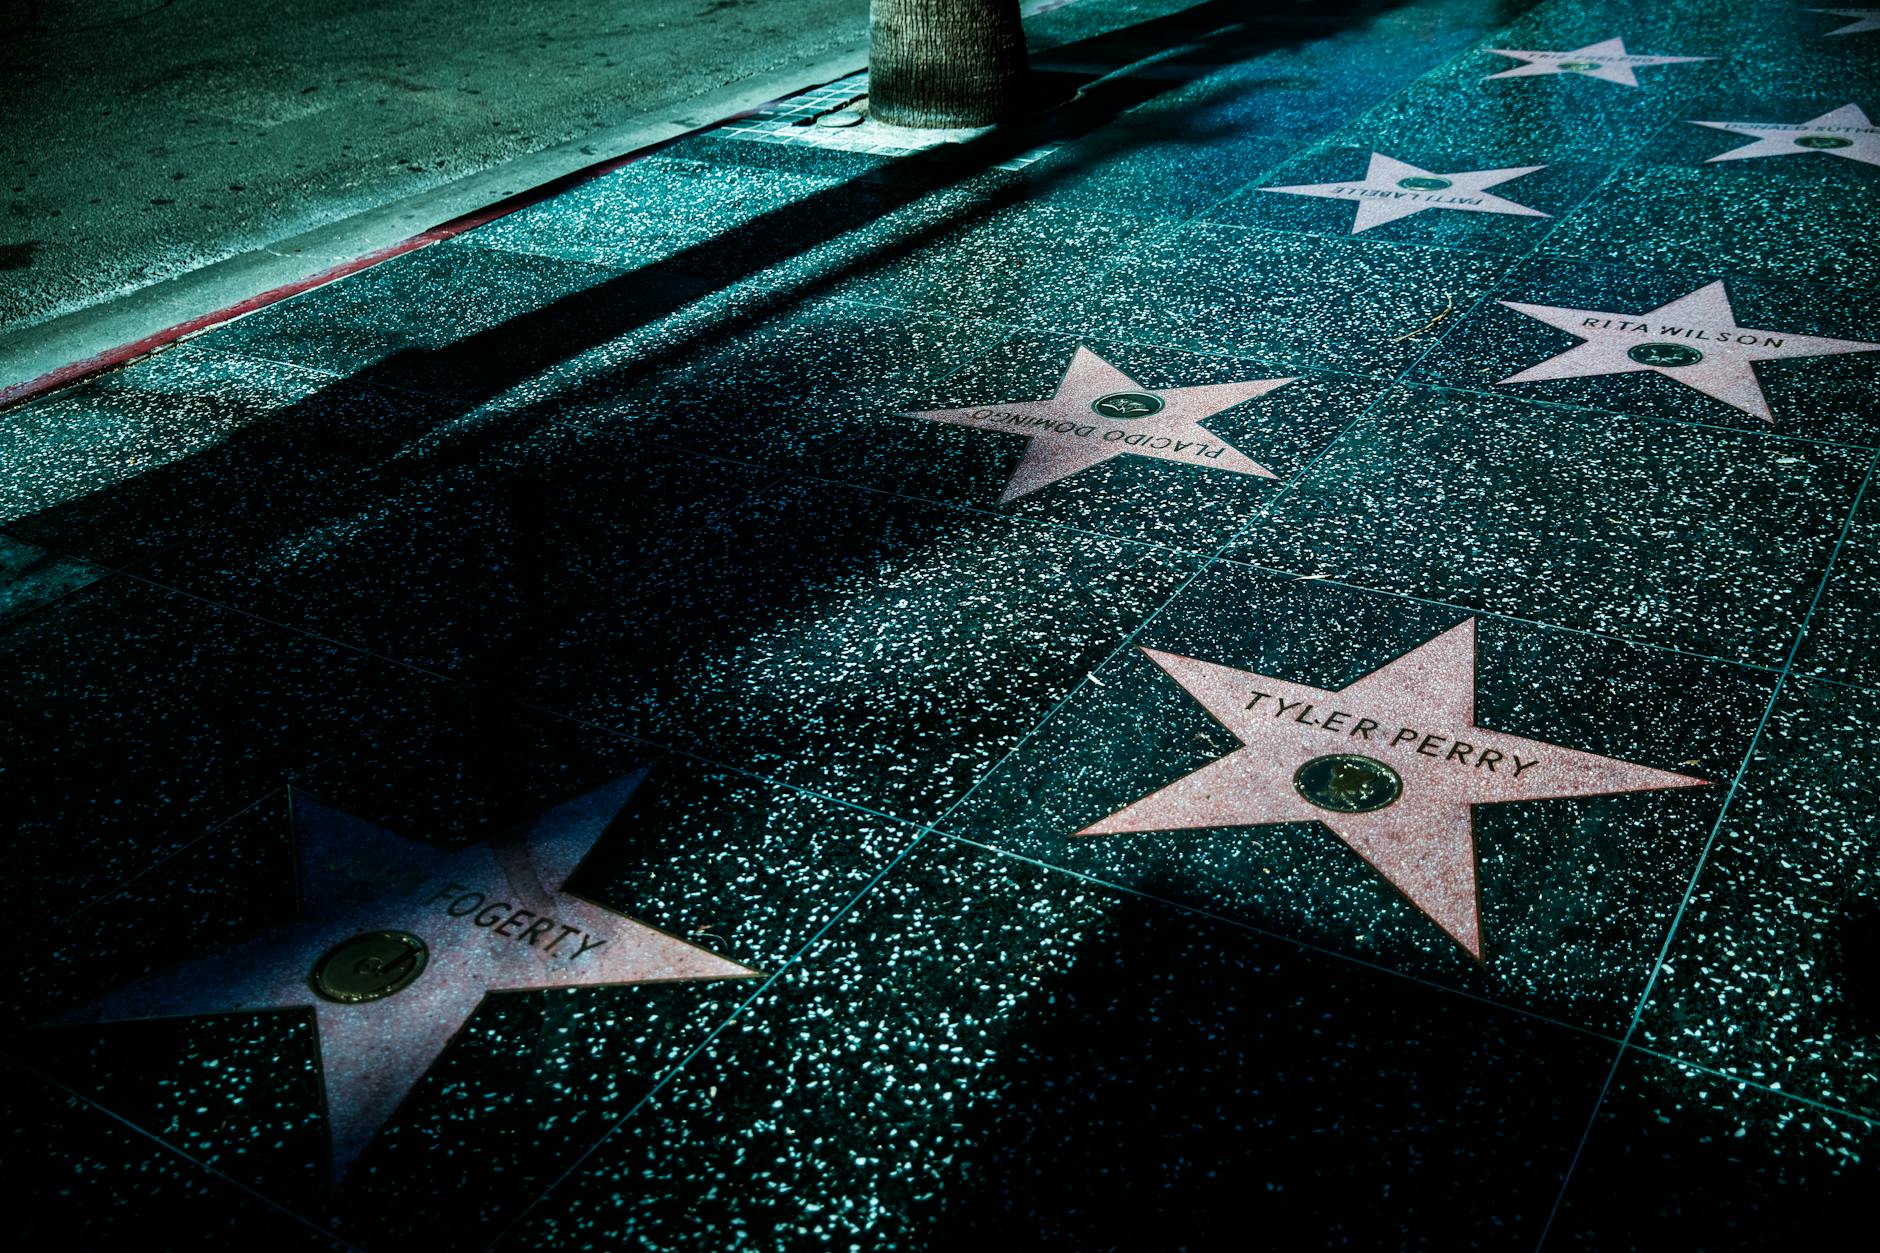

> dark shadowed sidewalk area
[2,0,1877,1248]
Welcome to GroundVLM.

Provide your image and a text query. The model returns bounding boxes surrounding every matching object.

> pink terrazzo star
[1484,37,1712,87]
[1495,281,1880,421]
[1077,619,1707,958]
[1692,103,1880,168]
[1260,152,1549,234]
[905,347,1292,502]
[57,773,754,1178]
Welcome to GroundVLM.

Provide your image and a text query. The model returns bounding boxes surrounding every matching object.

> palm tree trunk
[868,0,1029,128]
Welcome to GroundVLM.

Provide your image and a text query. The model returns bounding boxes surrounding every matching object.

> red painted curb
[0,78,846,413]
[2,0,1096,412]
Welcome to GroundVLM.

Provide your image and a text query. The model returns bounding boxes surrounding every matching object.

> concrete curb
[0,39,873,407]
[0,0,1104,410]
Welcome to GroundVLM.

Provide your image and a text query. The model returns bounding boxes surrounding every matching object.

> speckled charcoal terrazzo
[1411,259,1880,441]
[4,0,1878,1246]
[1550,1051,1879,1248]
[489,837,1617,1252]
[1636,679,1880,1117]
[1224,385,1870,666]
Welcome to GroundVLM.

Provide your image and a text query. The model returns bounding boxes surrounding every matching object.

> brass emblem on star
[56,774,757,1178]
[311,930,429,1004]
[1294,754,1403,814]
[1091,391,1165,419]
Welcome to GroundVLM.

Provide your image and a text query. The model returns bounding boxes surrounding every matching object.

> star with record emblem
[53,772,754,1178]
[1494,280,1880,421]
[904,347,1292,502]
[1691,103,1880,168]
[1483,37,1712,87]
[1077,619,1708,958]
[1259,152,1549,234]
[1812,8,1880,35]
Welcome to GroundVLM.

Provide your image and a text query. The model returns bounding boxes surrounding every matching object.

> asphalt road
[0,0,868,333]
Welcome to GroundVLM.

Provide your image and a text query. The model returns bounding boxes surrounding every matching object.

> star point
[54,772,755,1179]
[1260,152,1549,234]
[1494,281,1880,421]
[1812,8,1880,35]
[1076,619,1709,959]
[906,347,1291,502]
[1484,37,1712,87]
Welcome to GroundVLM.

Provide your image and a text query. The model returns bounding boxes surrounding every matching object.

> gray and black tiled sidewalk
[4,0,1877,1246]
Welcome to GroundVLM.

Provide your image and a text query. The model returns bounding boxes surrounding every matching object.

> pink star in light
[1078,620,1708,958]
[1259,152,1549,234]
[1483,37,1712,88]
[1495,281,1880,421]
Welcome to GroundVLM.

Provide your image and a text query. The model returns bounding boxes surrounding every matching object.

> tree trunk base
[868,0,1030,130]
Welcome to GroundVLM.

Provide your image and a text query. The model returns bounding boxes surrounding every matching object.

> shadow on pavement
[6,0,1432,833]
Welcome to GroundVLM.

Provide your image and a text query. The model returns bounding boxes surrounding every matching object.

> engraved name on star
[54,773,754,1178]
[1812,8,1880,35]
[1484,37,1712,87]
[1259,152,1549,234]
[1691,103,1880,168]
[905,347,1292,502]
[1075,619,1708,958]
[1495,281,1880,421]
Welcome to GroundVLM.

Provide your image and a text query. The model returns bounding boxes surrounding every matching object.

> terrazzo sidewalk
[3,0,1877,1247]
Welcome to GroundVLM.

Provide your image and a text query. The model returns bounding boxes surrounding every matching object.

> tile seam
[0,1047,365,1253]
[1531,445,1880,1252]
[481,111,1653,1230]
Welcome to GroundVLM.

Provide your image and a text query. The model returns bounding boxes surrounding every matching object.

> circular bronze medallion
[1294,754,1403,814]
[1627,341,1704,368]
[1795,135,1853,149]
[1091,391,1165,419]
[311,931,429,1004]
[1396,175,1453,191]
[1557,60,1601,71]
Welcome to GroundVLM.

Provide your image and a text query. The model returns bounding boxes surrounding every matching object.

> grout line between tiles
[481,528,1244,1247]
[483,88,1713,1231]
[44,784,298,933]
[681,442,1797,676]
[934,828,1880,1131]
[15,2,1876,1239]
[1622,1040,1880,1128]
[546,68,1832,1239]
[517,685,1880,1131]
[0,1047,366,1252]
[820,286,1880,454]
[1531,445,1880,1251]
[34,73,1836,1234]
[22,221,1874,1253]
